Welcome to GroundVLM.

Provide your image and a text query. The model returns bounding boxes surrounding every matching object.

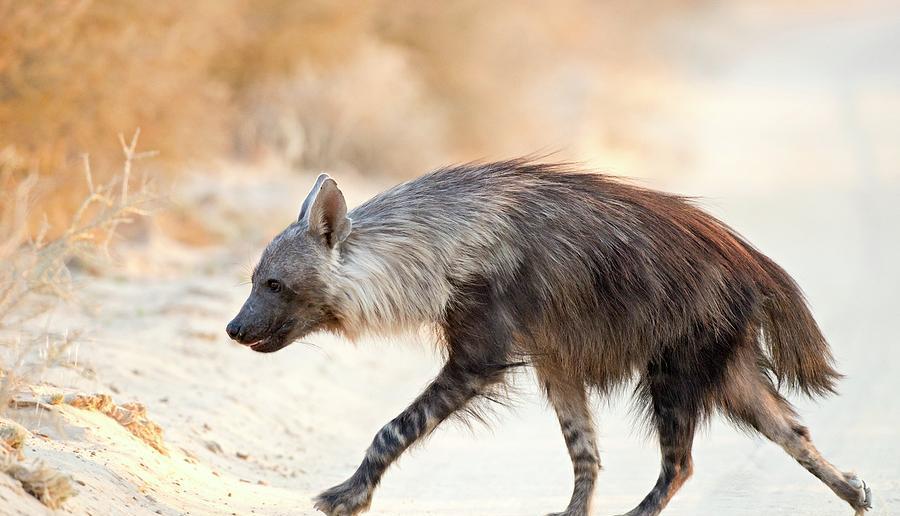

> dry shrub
[0,1,234,169]
[0,0,234,233]
[374,1,702,162]
[1,416,76,509]
[0,0,376,229]
[3,459,77,510]
[0,417,28,456]
[239,43,446,176]
[231,0,704,177]
[3,391,168,509]
[2,0,709,235]
[0,131,156,415]
[210,0,374,88]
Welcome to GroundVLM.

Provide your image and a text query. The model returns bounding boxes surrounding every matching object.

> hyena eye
[266,279,283,293]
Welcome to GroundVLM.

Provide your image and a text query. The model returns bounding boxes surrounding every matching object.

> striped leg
[620,356,698,516]
[620,406,695,516]
[722,371,872,514]
[545,379,600,516]
[313,360,498,515]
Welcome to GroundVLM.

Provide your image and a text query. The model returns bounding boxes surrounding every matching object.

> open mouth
[249,337,289,353]
[247,321,296,353]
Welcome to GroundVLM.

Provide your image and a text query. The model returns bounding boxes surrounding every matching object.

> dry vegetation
[0,130,156,408]
[11,392,168,455]
[0,1,893,512]
[1,417,77,511]
[0,130,157,507]
[0,4,705,502]
[0,0,702,235]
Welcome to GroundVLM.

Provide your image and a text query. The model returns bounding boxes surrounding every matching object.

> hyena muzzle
[227,160,871,516]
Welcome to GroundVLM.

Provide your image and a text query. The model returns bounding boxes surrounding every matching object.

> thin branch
[1,130,158,418]
[81,153,94,194]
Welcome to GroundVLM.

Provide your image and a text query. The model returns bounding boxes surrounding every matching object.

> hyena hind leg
[619,361,698,516]
[722,371,872,514]
[542,375,601,516]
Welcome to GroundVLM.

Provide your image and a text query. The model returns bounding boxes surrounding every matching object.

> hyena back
[227,160,871,515]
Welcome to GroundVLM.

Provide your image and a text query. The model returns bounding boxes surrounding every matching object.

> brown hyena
[226,161,871,515]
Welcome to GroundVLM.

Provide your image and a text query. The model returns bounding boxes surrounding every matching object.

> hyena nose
[226,320,242,341]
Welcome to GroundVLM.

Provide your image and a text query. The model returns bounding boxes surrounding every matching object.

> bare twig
[116,128,158,205]
[0,134,158,419]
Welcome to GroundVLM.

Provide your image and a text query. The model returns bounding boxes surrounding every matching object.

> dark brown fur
[230,161,869,515]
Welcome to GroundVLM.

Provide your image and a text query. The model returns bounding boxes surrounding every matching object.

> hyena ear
[299,173,352,247]
[298,173,330,222]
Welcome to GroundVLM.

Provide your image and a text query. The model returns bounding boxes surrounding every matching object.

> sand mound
[55,393,168,455]
[1,416,77,509]
[12,392,168,455]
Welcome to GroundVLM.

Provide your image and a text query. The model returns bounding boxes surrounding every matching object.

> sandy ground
[1,171,897,516]
[3,6,899,513]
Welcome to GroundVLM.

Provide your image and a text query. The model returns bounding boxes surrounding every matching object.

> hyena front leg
[313,359,502,516]
[542,375,601,516]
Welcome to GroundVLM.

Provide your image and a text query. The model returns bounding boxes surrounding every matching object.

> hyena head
[226,173,352,353]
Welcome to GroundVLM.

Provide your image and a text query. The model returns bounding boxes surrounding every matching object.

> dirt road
[3,183,896,516]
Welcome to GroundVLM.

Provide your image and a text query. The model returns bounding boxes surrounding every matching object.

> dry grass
[231,1,698,175]
[2,0,706,236]
[242,43,446,176]
[10,393,167,455]
[57,394,167,455]
[1,416,76,509]
[1,390,167,509]
[0,130,156,509]
[2,458,77,510]
[0,417,28,456]
[0,130,157,416]
[0,1,233,165]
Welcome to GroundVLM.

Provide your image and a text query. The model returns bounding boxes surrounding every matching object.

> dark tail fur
[753,250,842,397]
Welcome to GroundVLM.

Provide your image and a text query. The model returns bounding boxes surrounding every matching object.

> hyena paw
[845,473,872,512]
[313,478,373,516]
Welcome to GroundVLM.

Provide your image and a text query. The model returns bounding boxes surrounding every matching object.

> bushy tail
[754,251,842,397]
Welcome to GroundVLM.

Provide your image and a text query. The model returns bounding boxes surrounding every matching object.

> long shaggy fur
[334,159,839,402]
[235,159,867,516]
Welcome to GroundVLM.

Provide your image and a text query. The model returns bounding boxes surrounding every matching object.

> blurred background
[1,1,898,514]
[4,0,897,226]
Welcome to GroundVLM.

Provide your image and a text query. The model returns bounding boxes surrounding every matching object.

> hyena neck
[323,173,521,339]
[327,221,453,339]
